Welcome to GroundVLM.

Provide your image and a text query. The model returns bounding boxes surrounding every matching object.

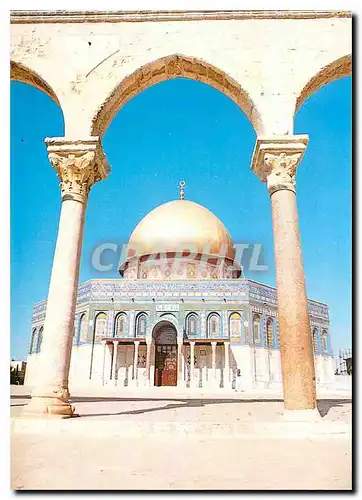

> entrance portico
[100,335,234,390]
[153,321,178,387]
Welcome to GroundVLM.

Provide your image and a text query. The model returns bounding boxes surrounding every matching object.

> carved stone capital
[45,137,110,203]
[264,152,302,194]
[251,135,309,195]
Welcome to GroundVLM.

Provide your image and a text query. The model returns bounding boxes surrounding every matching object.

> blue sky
[10,76,351,359]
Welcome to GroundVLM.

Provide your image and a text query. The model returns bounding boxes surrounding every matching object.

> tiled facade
[26,278,334,391]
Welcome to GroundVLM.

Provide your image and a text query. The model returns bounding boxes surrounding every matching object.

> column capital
[45,137,110,203]
[251,135,309,195]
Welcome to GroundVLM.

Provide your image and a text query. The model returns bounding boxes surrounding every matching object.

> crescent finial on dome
[179,180,186,200]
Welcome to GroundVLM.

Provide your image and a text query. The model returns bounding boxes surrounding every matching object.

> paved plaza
[11,386,352,490]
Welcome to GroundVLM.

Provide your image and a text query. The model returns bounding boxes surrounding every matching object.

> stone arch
[114,312,128,338]
[11,60,62,107]
[295,55,352,113]
[207,312,221,338]
[229,312,242,339]
[159,313,176,320]
[94,311,107,341]
[135,312,148,337]
[252,313,261,344]
[152,320,177,345]
[91,54,262,137]
[158,313,178,328]
[36,326,44,353]
[78,312,87,343]
[185,312,199,337]
[30,327,37,354]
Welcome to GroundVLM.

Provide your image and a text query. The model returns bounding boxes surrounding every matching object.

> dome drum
[120,251,241,280]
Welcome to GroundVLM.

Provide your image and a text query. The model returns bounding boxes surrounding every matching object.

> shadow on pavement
[10,394,351,418]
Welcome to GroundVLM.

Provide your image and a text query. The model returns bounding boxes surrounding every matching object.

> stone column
[101,341,106,386]
[211,341,217,384]
[105,342,113,384]
[181,344,185,386]
[177,342,183,387]
[224,341,230,389]
[24,137,109,417]
[112,341,119,385]
[146,341,152,387]
[190,341,195,388]
[133,340,140,382]
[251,136,317,413]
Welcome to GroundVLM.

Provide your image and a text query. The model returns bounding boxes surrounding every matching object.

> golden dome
[126,199,235,260]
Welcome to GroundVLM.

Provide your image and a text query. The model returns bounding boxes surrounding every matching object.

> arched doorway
[152,321,178,387]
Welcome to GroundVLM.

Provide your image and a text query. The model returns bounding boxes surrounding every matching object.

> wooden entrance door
[154,344,177,386]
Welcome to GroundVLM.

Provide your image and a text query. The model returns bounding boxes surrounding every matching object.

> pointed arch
[94,312,107,341]
[79,313,87,342]
[136,312,147,337]
[295,55,352,113]
[36,326,44,353]
[91,54,262,137]
[29,328,37,354]
[185,312,198,337]
[229,312,241,339]
[252,313,261,344]
[11,60,61,107]
[114,312,128,338]
[207,312,221,338]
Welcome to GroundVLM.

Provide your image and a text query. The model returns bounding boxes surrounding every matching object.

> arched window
[312,328,318,354]
[94,312,107,341]
[114,313,127,338]
[30,328,37,354]
[230,312,241,339]
[321,329,328,352]
[253,314,261,343]
[187,313,198,336]
[79,313,87,342]
[36,326,43,353]
[207,313,220,338]
[136,313,147,337]
[266,318,273,347]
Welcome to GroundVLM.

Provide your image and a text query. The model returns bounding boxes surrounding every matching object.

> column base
[282,408,322,422]
[22,396,76,419]
[22,385,76,419]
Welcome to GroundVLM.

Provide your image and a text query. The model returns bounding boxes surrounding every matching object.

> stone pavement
[11,386,352,490]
